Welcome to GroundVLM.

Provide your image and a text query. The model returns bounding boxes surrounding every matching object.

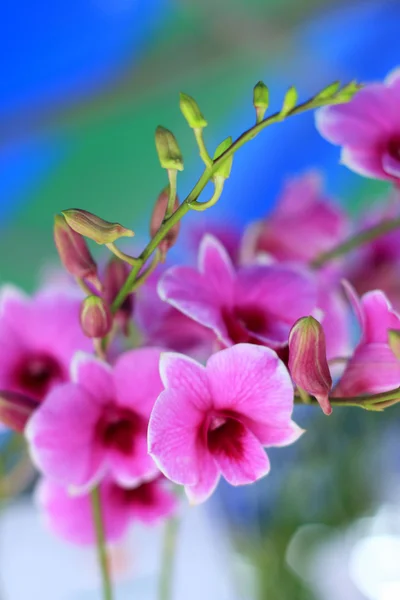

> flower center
[99,407,143,455]
[387,135,400,161]
[14,353,64,400]
[222,305,267,344]
[207,415,245,460]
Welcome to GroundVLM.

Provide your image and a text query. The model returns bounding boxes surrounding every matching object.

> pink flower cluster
[0,67,399,548]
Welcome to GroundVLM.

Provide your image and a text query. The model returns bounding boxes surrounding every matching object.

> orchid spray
[4,72,400,600]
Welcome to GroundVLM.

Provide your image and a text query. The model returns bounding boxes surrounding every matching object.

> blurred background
[2,0,400,598]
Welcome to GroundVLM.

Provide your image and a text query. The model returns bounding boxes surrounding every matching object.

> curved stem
[311,216,400,268]
[90,486,113,600]
[165,170,178,220]
[159,516,179,600]
[111,92,331,312]
[194,128,212,168]
[106,242,139,267]
[189,178,225,211]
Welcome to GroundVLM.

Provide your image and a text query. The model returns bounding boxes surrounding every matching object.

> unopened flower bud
[289,316,332,415]
[213,137,233,181]
[0,391,39,432]
[155,127,184,171]
[253,81,269,122]
[281,85,298,116]
[103,258,134,334]
[150,187,180,255]
[62,209,134,245]
[80,295,112,338]
[54,214,99,284]
[179,92,208,129]
[389,329,400,359]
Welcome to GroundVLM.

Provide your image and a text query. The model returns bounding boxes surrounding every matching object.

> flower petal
[26,383,103,488]
[113,348,164,418]
[185,453,220,505]
[159,352,211,411]
[198,234,235,301]
[334,344,400,397]
[361,290,400,343]
[211,425,270,486]
[71,353,114,404]
[341,147,386,180]
[148,389,204,486]
[206,344,294,441]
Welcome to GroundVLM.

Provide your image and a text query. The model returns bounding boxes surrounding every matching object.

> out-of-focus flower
[316,68,400,183]
[289,316,332,415]
[334,282,400,397]
[26,349,163,489]
[135,268,215,361]
[0,286,92,401]
[240,171,348,264]
[159,235,317,350]
[148,344,302,504]
[239,172,350,359]
[0,390,40,432]
[36,475,177,546]
[345,197,400,311]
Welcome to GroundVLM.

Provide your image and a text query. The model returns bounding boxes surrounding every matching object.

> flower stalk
[90,486,113,600]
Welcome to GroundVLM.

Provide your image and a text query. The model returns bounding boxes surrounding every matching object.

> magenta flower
[36,476,177,545]
[148,344,303,504]
[240,171,348,264]
[0,285,92,401]
[334,282,400,397]
[158,235,317,350]
[26,348,164,489]
[316,68,400,182]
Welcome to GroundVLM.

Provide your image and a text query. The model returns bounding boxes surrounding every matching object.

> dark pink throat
[98,406,144,455]
[207,415,245,461]
[14,353,65,400]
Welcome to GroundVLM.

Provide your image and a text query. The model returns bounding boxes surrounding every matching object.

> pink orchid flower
[0,285,92,401]
[26,349,164,489]
[158,235,317,350]
[148,344,303,504]
[334,282,400,397]
[316,68,400,182]
[36,475,177,545]
[240,171,348,264]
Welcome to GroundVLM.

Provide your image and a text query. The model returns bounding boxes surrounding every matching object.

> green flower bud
[253,81,269,122]
[281,86,298,116]
[61,209,134,245]
[155,126,184,171]
[179,93,208,129]
[213,137,233,180]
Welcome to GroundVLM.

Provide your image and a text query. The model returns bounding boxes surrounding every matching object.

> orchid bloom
[148,344,303,504]
[316,68,400,183]
[37,475,177,545]
[334,282,400,397]
[26,349,164,489]
[158,235,317,350]
[0,286,92,402]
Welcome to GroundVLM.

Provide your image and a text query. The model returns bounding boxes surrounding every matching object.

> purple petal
[71,353,114,405]
[148,388,205,486]
[198,235,235,298]
[341,147,387,180]
[206,344,295,442]
[185,453,220,505]
[159,352,211,412]
[334,344,400,397]
[107,433,159,487]
[361,290,400,343]
[382,152,400,179]
[26,383,104,488]
[113,348,164,418]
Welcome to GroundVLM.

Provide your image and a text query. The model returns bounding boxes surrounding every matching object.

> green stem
[194,128,213,168]
[189,178,225,211]
[295,386,400,410]
[111,93,329,313]
[90,486,113,600]
[106,242,139,266]
[311,216,400,268]
[159,516,179,600]
[165,170,178,220]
